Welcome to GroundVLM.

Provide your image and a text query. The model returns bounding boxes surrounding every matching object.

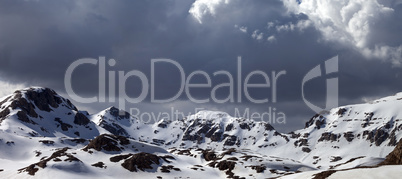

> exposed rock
[152,139,165,146]
[110,154,132,163]
[99,122,128,136]
[289,132,301,139]
[221,148,236,156]
[302,147,311,153]
[39,140,54,145]
[202,150,217,161]
[108,106,131,118]
[216,160,236,171]
[121,152,161,172]
[160,155,175,163]
[388,128,398,146]
[264,123,275,131]
[160,165,181,173]
[225,123,234,131]
[212,160,237,178]
[16,111,36,124]
[74,112,90,126]
[18,164,38,176]
[83,134,130,152]
[333,156,365,168]
[247,165,266,173]
[240,155,259,162]
[312,170,337,179]
[239,123,250,130]
[294,139,308,147]
[182,119,210,144]
[24,88,64,112]
[227,157,238,161]
[10,94,38,118]
[273,131,290,142]
[177,149,191,156]
[0,96,11,107]
[18,147,81,176]
[305,114,320,128]
[205,126,221,141]
[0,107,10,123]
[363,128,389,146]
[55,118,72,131]
[66,138,87,144]
[157,123,167,128]
[380,139,402,165]
[343,132,355,142]
[91,162,106,169]
[223,135,238,146]
[336,108,347,116]
[318,132,340,142]
[315,119,326,130]
[330,156,342,162]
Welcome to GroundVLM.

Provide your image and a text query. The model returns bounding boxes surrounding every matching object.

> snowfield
[1,87,402,178]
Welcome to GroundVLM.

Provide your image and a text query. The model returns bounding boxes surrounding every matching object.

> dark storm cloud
[0,0,401,132]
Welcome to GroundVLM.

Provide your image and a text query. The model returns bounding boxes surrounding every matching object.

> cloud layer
[0,0,401,132]
[283,0,402,65]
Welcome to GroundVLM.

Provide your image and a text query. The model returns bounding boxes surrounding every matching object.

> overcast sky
[0,0,402,132]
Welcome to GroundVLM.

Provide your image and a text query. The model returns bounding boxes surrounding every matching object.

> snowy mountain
[93,108,286,150]
[1,87,402,178]
[0,87,102,138]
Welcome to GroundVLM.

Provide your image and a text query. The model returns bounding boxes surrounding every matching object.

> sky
[0,0,402,132]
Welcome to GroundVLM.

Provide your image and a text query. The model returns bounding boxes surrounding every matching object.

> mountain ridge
[1,87,402,178]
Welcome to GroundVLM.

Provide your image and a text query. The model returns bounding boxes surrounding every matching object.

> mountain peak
[0,87,99,138]
[12,87,77,112]
[188,110,233,123]
[102,106,131,118]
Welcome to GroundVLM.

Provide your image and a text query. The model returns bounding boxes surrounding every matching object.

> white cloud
[239,26,247,33]
[296,19,312,31]
[189,0,229,24]
[283,0,402,65]
[275,20,311,32]
[267,35,276,43]
[267,22,275,29]
[276,23,295,32]
[234,24,248,33]
[252,30,264,41]
[0,80,26,98]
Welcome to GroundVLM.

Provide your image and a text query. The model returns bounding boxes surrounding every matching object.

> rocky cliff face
[380,138,402,165]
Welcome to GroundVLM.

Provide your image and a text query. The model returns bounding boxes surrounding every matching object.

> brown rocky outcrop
[83,134,130,152]
[379,139,402,165]
[121,152,161,172]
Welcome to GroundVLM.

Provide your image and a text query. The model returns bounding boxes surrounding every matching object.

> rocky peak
[7,87,77,112]
[0,87,99,138]
[106,106,131,119]
[91,107,134,137]
[305,113,327,129]
[0,87,77,124]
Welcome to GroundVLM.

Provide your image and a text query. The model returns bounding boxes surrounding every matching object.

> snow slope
[1,87,402,178]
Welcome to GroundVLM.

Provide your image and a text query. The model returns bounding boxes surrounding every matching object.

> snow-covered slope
[0,87,103,138]
[91,95,402,171]
[92,108,288,150]
[1,87,402,178]
[290,92,402,169]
